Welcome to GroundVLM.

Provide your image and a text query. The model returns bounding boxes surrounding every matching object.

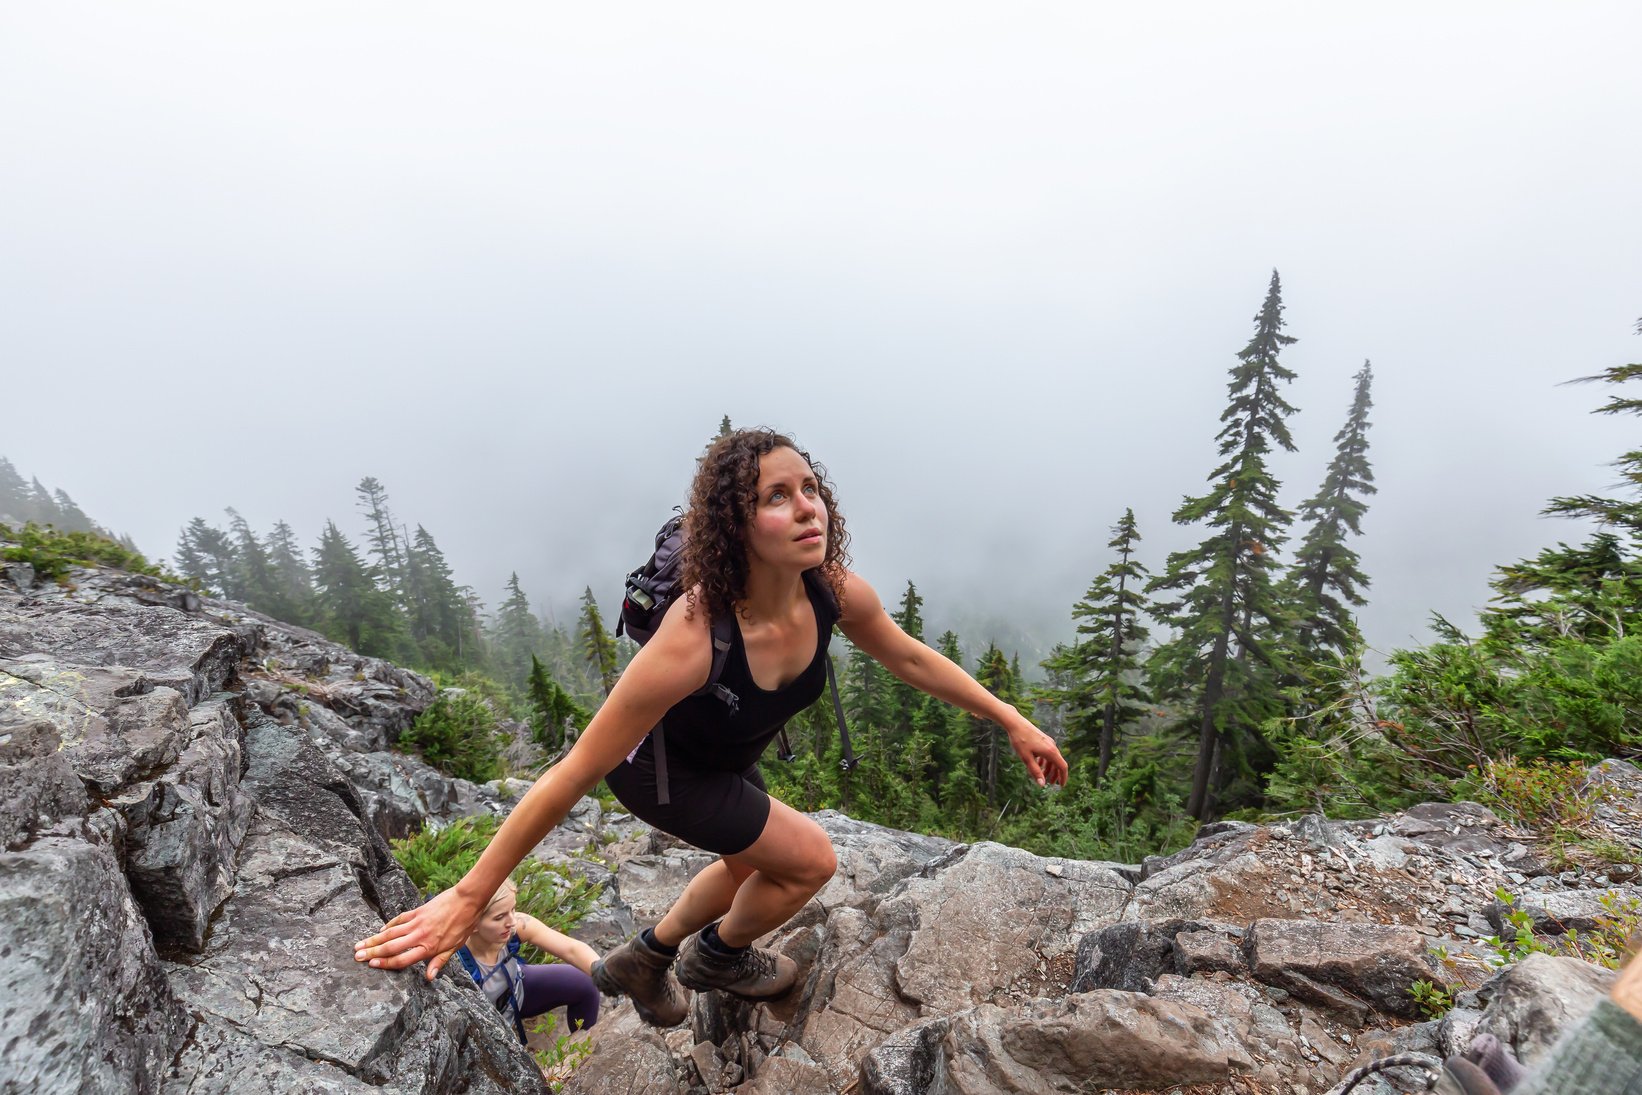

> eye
[803,484,819,496]
[769,490,786,504]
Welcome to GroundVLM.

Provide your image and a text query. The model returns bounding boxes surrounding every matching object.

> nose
[796,491,818,520]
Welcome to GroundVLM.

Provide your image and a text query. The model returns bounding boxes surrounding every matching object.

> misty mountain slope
[3,545,1637,1094]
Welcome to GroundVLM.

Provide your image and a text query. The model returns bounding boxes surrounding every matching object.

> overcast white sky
[3,3,1639,665]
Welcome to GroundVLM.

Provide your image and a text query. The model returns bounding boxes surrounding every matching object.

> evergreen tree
[527,654,591,751]
[311,520,399,655]
[1045,508,1153,783]
[0,458,28,521]
[1146,271,1301,820]
[884,581,927,741]
[493,573,545,689]
[717,415,734,437]
[265,519,317,627]
[1543,316,1642,531]
[26,478,55,525]
[1283,361,1376,667]
[355,477,406,599]
[578,587,619,696]
[174,517,238,596]
[972,642,1030,813]
[50,489,92,533]
[405,525,473,668]
[225,508,281,613]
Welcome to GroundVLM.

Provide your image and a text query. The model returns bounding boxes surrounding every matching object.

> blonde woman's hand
[354,888,481,981]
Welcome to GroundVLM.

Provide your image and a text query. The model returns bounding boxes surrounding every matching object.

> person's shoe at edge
[589,931,690,1027]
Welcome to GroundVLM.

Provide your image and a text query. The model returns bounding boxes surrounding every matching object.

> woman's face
[472,892,517,950]
[745,446,828,571]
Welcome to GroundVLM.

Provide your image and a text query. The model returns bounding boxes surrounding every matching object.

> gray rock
[560,1006,684,1095]
[0,717,88,849]
[0,834,187,1094]
[1472,952,1616,1065]
[1485,886,1642,938]
[114,697,254,952]
[862,991,1255,1094]
[1245,918,1436,1021]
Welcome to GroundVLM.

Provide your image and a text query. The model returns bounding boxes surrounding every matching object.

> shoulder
[834,570,885,626]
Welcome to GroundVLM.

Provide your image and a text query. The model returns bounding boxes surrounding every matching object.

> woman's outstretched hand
[354,887,481,981]
[1007,719,1070,788]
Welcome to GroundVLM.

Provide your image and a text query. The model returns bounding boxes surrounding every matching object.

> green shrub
[389,813,602,960]
[1458,757,1612,833]
[1409,979,1458,1020]
[0,522,165,581]
[398,689,509,783]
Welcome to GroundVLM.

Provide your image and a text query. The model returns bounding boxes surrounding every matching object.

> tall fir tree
[405,525,474,668]
[1044,508,1153,783]
[50,489,93,533]
[175,517,238,596]
[1544,316,1642,531]
[972,642,1030,813]
[225,508,281,613]
[1283,361,1376,667]
[355,477,405,600]
[717,415,734,437]
[311,520,399,656]
[265,519,317,627]
[578,587,619,697]
[1146,271,1301,820]
[0,458,29,522]
[493,573,545,690]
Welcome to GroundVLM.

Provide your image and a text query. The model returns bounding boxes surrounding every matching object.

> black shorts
[602,734,773,856]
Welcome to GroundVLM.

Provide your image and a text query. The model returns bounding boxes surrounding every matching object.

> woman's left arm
[514,913,599,976]
[835,571,1068,787]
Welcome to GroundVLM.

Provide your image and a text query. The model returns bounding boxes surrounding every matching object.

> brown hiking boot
[590,933,690,1027]
[675,926,797,1000]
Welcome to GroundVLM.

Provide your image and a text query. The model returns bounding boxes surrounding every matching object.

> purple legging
[521,963,600,1032]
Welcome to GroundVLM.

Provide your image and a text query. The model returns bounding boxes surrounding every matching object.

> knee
[790,840,837,893]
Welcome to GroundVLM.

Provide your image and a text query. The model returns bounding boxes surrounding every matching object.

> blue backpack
[617,514,855,804]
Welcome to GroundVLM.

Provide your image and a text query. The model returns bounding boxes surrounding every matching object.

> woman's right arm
[353,598,712,979]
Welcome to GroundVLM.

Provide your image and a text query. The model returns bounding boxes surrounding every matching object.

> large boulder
[0,829,186,1095]
[1244,918,1435,1021]
[1471,952,1616,1065]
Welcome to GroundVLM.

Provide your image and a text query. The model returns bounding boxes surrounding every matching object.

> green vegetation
[1409,978,1458,1020]
[398,690,510,784]
[389,814,602,959]
[1484,889,1642,972]
[1,522,167,582]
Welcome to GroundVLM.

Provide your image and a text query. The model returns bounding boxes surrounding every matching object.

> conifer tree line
[13,298,1640,865]
[774,294,1642,860]
[0,458,136,546]
[167,477,625,743]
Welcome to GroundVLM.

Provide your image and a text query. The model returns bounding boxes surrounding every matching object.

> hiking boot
[1435,1058,1504,1095]
[675,927,797,1000]
[590,933,690,1027]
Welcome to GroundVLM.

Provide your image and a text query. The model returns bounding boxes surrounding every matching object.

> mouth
[795,529,824,544]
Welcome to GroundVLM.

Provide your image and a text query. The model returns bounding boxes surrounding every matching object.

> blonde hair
[482,877,518,917]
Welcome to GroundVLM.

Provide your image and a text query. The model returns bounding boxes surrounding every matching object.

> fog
[3,3,1640,666]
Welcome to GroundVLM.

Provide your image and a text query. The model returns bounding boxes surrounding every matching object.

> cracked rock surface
[1,563,545,1094]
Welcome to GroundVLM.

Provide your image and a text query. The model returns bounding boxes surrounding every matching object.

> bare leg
[652,859,754,948]
[714,799,837,948]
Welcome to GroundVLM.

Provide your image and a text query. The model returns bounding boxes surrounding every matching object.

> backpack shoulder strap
[799,569,856,771]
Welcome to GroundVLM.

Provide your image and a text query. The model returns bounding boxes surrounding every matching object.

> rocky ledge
[3,557,1638,1094]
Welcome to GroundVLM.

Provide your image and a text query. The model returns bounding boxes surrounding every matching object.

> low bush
[398,689,509,783]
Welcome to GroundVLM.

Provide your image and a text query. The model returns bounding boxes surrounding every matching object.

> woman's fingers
[354,917,417,954]
[426,948,456,981]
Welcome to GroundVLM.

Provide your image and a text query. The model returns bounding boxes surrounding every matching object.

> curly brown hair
[680,428,850,624]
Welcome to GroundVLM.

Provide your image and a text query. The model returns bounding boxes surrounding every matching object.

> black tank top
[659,571,838,772]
